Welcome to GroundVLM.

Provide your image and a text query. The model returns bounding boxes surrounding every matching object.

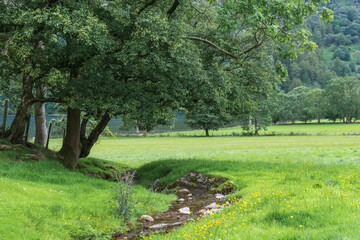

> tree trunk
[254,118,259,136]
[80,111,111,158]
[317,115,321,124]
[58,107,81,170]
[205,129,209,137]
[291,119,295,124]
[347,116,352,124]
[5,71,34,144]
[35,87,47,146]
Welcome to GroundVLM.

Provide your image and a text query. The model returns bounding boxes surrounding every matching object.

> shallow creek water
[113,185,225,239]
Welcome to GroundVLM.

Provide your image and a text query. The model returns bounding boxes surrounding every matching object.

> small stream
[113,185,227,239]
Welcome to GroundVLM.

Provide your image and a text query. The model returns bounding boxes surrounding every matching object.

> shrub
[101,126,115,138]
[110,169,137,218]
[242,131,253,136]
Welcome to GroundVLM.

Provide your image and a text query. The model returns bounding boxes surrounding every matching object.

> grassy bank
[0,142,175,240]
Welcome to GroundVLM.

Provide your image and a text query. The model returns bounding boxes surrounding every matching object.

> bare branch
[182,36,240,59]
[183,36,263,59]
[188,0,213,25]
[225,54,251,71]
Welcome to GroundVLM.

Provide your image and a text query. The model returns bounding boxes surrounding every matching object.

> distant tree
[289,78,303,91]
[312,28,323,45]
[325,77,360,123]
[333,46,351,61]
[336,33,347,46]
[346,8,358,22]
[333,25,342,34]
[184,61,235,137]
[240,96,274,136]
[287,86,312,123]
[303,88,326,123]
[185,97,233,137]
[271,92,295,124]
[325,22,334,34]
[291,63,301,79]
[353,51,360,65]
[333,57,351,77]
[344,23,360,36]
[349,62,357,72]
[287,51,334,89]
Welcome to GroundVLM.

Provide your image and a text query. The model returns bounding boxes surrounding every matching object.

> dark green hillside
[282,0,360,91]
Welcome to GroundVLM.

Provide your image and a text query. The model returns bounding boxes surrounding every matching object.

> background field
[154,123,360,137]
[5,113,360,139]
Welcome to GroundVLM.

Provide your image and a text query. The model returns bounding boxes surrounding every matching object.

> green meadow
[1,124,360,239]
[154,122,360,137]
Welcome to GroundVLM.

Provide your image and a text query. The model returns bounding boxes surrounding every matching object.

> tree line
[273,76,360,125]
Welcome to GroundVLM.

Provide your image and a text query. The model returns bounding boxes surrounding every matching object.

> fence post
[45,122,52,150]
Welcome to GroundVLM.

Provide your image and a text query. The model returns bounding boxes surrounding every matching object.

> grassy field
[153,122,360,137]
[1,124,360,239]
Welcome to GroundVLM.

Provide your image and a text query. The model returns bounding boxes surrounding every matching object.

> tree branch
[183,35,263,59]
[80,110,111,158]
[225,54,251,71]
[188,0,213,25]
[167,0,180,18]
[31,98,65,104]
[182,36,240,59]
[138,0,157,15]
[80,117,89,139]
